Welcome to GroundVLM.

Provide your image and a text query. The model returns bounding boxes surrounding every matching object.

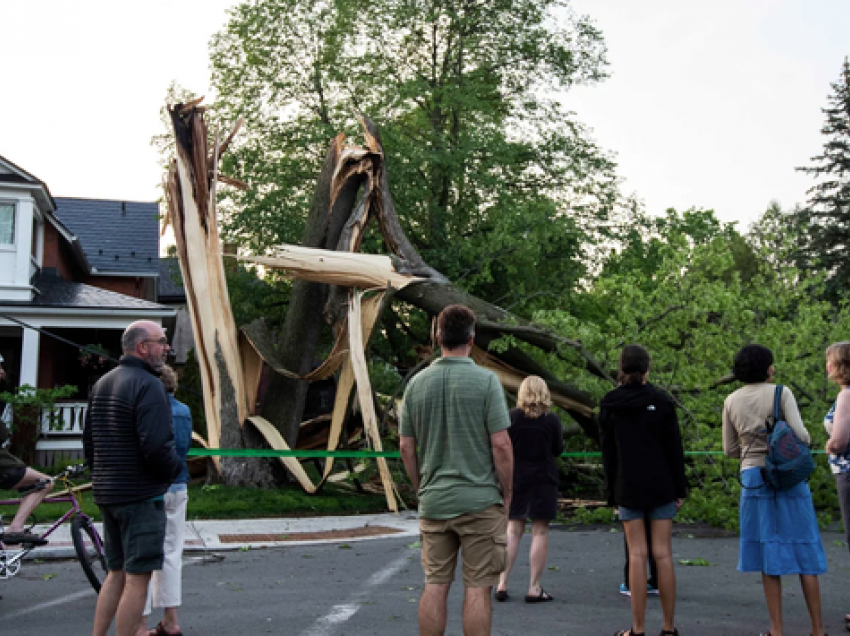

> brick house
[0,154,176,464]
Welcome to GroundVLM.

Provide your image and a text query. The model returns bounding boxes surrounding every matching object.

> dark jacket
[599,382,688,510]
[508,409,564,486]
[83,356,181,505]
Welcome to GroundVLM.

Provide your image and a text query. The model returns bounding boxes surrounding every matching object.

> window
[0,202,14,244]
[31,216,38,256]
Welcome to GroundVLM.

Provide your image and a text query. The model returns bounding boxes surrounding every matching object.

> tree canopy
[209,0,620,315]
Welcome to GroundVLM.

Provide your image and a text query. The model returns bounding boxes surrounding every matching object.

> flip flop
[149,622,183,636]
[524,588,554,603]
[494,590,508,602]
[614,630,645,636]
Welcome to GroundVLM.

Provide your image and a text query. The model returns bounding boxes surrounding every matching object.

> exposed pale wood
[238,330,264,417]
[240,317,349,383]
[347,290,397,512]
[245,415,322,493]
[167,101,251,480]
[321,292,386,481]
[238,247,424,290]
[470,346,595,418]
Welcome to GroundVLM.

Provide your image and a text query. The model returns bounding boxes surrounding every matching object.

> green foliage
[0,384,78,434]
[184,482,389,519]
[206,0,620,316]
[678,558,714,566]
[369,360,403,397]
[0,481,390,523]
[225,263,289,328]
[546,207,850,529]
[562,505,617,525]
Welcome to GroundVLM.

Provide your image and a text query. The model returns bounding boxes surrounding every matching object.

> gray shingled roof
[21,273,171,311]
[158,257,186,301]
[53,197,160,275]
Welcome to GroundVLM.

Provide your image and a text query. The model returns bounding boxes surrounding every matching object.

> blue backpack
[762,385,815,490]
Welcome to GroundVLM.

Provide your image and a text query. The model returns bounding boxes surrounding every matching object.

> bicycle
[0,463,106,592]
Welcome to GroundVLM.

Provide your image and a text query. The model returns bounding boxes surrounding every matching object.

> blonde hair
[160,365,178,394]
[827,342,850,385]
[517,375,551,419]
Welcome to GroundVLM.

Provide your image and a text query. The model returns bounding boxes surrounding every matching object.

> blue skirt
[738,467,827,575]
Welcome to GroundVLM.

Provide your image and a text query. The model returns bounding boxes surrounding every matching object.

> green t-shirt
[400,356,510,519]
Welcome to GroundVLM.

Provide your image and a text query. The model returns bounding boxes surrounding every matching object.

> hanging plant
[79,344,111,373]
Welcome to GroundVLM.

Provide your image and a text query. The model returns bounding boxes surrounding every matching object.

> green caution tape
[188,448,827,459]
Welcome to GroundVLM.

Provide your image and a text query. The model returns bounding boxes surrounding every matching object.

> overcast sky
[2,1,848,232]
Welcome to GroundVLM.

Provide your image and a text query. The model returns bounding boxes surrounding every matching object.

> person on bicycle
[0,354,54,546]
[84,321,181,636]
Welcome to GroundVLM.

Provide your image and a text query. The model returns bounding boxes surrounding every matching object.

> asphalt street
[3,525,850,635]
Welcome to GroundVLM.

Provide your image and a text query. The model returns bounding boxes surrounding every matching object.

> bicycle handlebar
[15,464,88,496]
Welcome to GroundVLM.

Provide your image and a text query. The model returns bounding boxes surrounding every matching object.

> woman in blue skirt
[723,344,827,636]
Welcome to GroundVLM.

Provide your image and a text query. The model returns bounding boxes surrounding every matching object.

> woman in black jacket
[494,376,564,603]
[600,345,687,636]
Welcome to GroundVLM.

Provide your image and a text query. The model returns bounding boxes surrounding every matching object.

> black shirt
[508,409,564,486]
[599,382,688,510]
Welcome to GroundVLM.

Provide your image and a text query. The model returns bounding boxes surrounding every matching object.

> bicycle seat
[0,531,48,547]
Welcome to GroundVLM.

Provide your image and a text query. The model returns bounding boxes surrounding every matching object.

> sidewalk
[19,512,421,560]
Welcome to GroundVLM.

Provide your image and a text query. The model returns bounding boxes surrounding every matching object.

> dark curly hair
[619,344,651,385]
[732,344,774,383]
[437,305,476,350]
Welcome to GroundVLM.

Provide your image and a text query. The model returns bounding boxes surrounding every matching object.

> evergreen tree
[797,57,850,297]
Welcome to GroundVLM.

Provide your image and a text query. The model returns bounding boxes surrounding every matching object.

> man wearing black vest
[84,320,181,636]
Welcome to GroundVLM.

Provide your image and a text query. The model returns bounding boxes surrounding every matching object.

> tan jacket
[722,383,811,470]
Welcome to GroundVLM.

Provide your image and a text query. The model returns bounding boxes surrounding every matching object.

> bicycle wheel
[71,515,107,593]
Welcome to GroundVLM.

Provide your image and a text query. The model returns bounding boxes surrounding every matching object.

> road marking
[3,588,94,619]
[300,553,410,636]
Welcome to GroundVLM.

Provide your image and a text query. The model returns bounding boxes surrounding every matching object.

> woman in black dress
[495,376,564,603]
[600,345,687,636]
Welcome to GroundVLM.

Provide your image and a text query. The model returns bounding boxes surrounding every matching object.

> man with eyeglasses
[84,320,181,636]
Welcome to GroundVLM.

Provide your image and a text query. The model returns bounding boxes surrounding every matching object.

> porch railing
[41,401,88,435]
[35,401,87,465]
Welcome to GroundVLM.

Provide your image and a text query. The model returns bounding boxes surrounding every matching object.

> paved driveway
[3,525,849,635]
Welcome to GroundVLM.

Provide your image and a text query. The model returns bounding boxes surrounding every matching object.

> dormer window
[0,202,14,244]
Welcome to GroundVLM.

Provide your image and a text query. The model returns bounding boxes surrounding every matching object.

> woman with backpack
[600,345,687,636]
[824,341,850,631]
[723,344,827,636]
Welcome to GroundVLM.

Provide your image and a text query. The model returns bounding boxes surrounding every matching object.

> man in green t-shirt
[400,304,513,636]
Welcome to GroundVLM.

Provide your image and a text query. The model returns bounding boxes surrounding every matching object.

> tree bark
[259,135,368,449]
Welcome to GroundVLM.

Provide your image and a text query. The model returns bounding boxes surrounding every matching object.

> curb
[12,512,421,561]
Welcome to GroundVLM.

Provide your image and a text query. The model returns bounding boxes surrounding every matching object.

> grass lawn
[0,482,395,526]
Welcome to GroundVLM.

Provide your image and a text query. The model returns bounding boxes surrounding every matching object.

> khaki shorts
[420,505,507,587]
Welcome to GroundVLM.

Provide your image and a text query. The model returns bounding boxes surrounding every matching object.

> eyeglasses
[144,337,169,346]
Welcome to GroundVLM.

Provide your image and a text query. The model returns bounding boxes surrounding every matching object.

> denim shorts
[100,499,166,574]
[619,500,678,522]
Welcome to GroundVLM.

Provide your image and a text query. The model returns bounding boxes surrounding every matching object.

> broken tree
[165,100,612,503]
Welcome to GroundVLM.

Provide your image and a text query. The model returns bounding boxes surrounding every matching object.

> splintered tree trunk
[250,117,613,444]
[169,102,610,493]
[259,136,369,449]
[166,101,276,486]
